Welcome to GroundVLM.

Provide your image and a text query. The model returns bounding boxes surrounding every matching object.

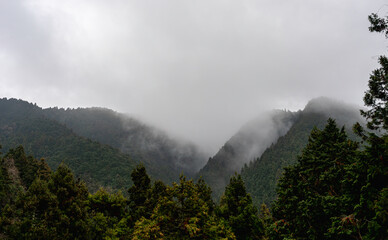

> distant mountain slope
[0,98,140,191]
[241,97,365,206]
[197,110,299,199]
[42,107,207,182]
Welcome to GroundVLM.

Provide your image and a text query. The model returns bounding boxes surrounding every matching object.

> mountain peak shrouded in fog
[303,97,366,127]
[42,105,208,181]
[197,109,299,199]
[198,97,365,200]
[0,0,386,154]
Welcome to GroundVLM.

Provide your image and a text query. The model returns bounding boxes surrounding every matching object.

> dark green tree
[128,164,151,206]
[128,164,152,223]
[0,158,11,210]
[361,14,388,130]
[1,163,89,240]
[87,189,130,239]
[6,145,51,189]
[132,176,235,239]
[219,173,263,240]
[272,119,359,239]
[13,177,59,239]
[47,164,89,239]
[350,12,388,239]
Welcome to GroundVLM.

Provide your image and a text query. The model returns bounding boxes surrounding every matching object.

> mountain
[42,106,207,182]
[241,97,365,206]
[0,98,206,190]
[197,109,299,199]
[0,98,140,191]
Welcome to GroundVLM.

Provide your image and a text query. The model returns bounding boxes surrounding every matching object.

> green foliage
[1,162,90,239]
[361,13,388,131]
[219,174,263,240]
[242,111,331,206]
[132,176,236,239]
[361,55,388,130]
[271,119,359,239]
[87,189,130,239]
[129,165,151,206]
[368,13,388,37]
[0,98,139,192]
[267,31,388,238]
[128,164,152,224]
[43,106,206,183]
[5,145,51,188]
[0,158,11,210]
[198,110,298,200]
[241,99,363,206]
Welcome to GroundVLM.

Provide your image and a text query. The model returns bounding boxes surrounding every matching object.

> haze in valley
[0,0,386,154]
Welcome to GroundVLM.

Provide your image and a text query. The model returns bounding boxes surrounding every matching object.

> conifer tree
[361,14,388,130]
[272,119,358,239]
[128,164,152,223]
[219,174,263,240]
[132,176,235,239]
[348,12,388,239]
[87,189,129,239]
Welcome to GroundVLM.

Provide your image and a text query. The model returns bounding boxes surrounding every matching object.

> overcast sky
[0,0,387,154]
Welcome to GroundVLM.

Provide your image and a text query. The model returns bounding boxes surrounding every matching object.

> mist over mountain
[303,97,365,127]
[0,97,209,192]
[0,98,139,191]
[43,107,207,181]
[0,96,366,200]
[241,97,365,205]
[197,109,299,199]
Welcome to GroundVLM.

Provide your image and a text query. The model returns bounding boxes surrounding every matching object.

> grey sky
[0,0,387,154]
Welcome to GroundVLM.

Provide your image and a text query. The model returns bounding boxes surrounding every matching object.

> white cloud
[0,0,387,154]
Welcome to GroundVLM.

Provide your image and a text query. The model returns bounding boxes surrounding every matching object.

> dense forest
[200,97,364,203]
[241,97,365,206]
[0,99,140,192]
[197,110,299,200]
[0,13,387,239]
[42,107,207,181]
[0,97,207,192]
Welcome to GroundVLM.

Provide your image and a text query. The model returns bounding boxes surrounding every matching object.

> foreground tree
[1,163,89,240]
[87,189,129,239]
[361,13,388,130]
[219,174,263,240]
[128,164,152,222]
[271,119,358,239]
[271,13,388,240]
[351,12,388,239]
[132,176,235,239]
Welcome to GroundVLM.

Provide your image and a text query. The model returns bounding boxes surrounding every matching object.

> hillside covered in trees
[198,97,364,202]
[197,110,299,199]
[0,98,208,192]
[0,99,140,192]
[0,12,387,239]
[241,97,365,206]
[42,107,207,180]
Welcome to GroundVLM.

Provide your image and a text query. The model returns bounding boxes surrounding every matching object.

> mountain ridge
[241,97,365,205]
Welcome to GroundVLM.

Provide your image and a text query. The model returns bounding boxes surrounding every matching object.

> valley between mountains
[0,96,364,204]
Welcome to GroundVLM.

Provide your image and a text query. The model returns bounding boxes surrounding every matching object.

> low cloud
[0,0,386,153]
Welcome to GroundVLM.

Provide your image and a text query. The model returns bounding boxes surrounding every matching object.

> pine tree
[219,173,263,240]
[128,164,152,223]
[272,119,358,239]
[132,176,235,239]
[87,188,129,239]
[352,12,388,239]
[361,14,388,130]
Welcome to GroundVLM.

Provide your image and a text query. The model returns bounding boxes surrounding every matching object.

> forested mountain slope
[241,97,365,205]
[42,106,207,181]
[197,110,299,199]
[0,98,140,191]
